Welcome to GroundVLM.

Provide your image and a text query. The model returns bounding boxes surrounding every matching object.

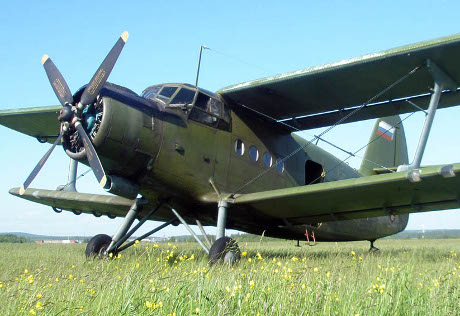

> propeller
[19,31,129,195]
[19,130,64,195]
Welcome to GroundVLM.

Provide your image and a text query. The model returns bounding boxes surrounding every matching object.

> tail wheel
[85,234,112,258]
[208,237,241,265]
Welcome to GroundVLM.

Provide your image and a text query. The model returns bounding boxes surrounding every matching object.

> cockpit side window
[188,92,231,131]
[189,93,218,127]
[169,88,196,107]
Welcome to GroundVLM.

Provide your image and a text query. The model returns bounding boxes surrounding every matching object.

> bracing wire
[306,112,416,185]
[59,168,92,191]
[229,63,425,197]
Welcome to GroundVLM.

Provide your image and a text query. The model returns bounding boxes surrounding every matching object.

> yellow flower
[36,294,42,299]
[24,269,29,274]
[326,272,331,278]
[79,306,84,312]
[135,240,140,244]
[195,307,200,314]
[35,302,43,310]
[109,253,113,258]
[313,267,319,273]
[68,274,73,280]
[29,309,36,315]
[136,263,140,269]
[242,251,247,257]
[248,258,252,263]
[249,280,255,289]
[350,250,356,256]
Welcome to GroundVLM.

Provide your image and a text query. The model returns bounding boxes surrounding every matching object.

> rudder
[359,115,408,176]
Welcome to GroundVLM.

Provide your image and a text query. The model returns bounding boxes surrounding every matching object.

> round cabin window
[234,139,245,156]
[275,157,285,173]
[249,145,259,161]
[263,152,272,167]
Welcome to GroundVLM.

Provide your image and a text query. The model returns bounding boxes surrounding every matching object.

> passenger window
[263,153,272,167]
[275,157,285,173]
[249,146,259,161]
[234,139,245,156]
[170,88,196,106]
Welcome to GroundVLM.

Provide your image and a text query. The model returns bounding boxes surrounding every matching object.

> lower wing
[231,163,460,224]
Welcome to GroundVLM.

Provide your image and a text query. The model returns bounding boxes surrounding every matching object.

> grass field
[0,238,459,315]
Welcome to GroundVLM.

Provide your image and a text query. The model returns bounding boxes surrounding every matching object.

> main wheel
[208,237,241,265]
[85,234,112,258]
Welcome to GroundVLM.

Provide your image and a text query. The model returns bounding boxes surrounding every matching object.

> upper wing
[9,187,133,217]
[218,33,460,130]
[0,106,61,144]
[231,163,460,224]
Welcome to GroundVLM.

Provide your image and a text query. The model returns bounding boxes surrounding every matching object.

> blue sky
[1,1,460,237]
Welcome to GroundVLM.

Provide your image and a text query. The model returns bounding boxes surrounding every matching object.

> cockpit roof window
[158,86,178,101]
[169,88,196,106]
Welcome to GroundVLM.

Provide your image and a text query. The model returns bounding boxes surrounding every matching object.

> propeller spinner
[19,31,129,195]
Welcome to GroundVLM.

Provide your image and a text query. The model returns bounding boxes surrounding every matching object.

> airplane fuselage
[72,83,408,242]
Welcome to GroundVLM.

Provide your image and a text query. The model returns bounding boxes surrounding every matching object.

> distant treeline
[0,234,31,243]
[387,229,460,239]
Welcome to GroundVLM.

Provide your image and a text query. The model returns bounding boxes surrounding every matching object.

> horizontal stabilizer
[232,163,460,224]
[9,187,134,218]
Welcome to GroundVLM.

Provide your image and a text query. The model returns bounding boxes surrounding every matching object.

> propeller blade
[80,31,129,106]
[74,122,107,187]
[41,55,74,106]
[19,130,64,195]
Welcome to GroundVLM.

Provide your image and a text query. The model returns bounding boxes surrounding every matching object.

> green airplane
[2,31,460,264]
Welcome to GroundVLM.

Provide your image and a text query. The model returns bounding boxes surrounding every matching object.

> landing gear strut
[208,200,240,265]
[369,239,379,252]
[86,197,241,265]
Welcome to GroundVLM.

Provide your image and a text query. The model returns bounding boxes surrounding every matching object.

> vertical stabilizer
[359,115,408,176]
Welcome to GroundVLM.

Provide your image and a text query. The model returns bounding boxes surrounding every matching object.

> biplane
[2,31,460,264]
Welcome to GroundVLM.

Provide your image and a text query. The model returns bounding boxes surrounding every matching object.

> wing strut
[398,60,457,172]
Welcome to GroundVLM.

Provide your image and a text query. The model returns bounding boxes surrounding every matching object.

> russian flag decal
[377,121,395,141]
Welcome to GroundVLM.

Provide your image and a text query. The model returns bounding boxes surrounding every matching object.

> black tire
[208,237,241,265]
[85,234,112,258]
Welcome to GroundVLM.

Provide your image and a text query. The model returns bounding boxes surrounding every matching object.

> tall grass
[0,238,459,315]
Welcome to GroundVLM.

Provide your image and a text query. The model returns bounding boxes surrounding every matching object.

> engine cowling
[62,84,163,188]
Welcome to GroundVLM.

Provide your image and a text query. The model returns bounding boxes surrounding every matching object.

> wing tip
[19,185,25,196]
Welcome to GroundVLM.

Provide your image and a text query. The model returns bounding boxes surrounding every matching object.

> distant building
[35,240,78,244]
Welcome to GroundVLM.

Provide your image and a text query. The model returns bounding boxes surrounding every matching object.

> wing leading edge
[0,106,61,144]
[219,33,460,130]
[9,187,134,218]
[231,163,460,224]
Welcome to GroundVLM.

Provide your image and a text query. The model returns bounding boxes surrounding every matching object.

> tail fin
[359,115,408,176]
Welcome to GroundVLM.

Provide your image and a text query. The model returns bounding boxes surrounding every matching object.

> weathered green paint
[4,34,460,243]
[219,33,460,129]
